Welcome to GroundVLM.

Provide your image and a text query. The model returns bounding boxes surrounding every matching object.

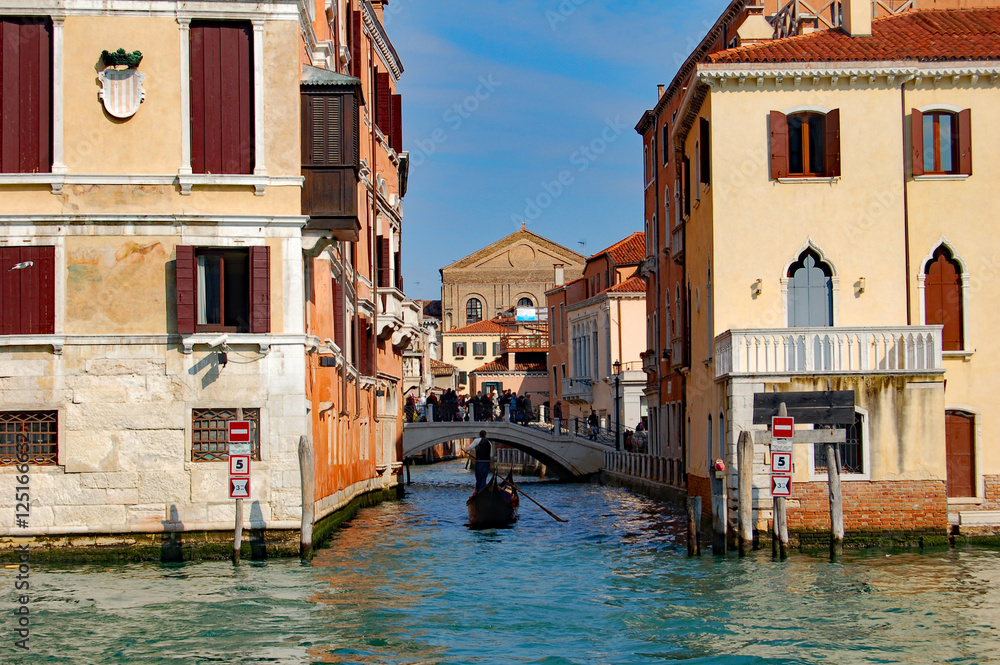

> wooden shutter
[769,111,788,179]
[391,93,403,153]
[351,10,362,79]
[824,109,841,177]
[332,276,345,350]
[248,246,270,334]
[911,109,924,177]
[925,252,962,351]
[375,71,391,135]
[682,157,691,216]
[175,245,197,335]
[190,22,253,175]
[307,95,342,166]
[699,118,710,185]
[0,19,52,174]
[0,246,54,335]
[379,236,390,288]
[957,108,972,176]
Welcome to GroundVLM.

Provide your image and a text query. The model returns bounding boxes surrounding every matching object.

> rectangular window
[176,245,270,335]
[0,247,55,335]
[700,118,710,185]
[190,21,254,175]
[813,414,864,476]
[1,18,52,174]
[771,110,840,178]
[473,341,486,357]
[683,156,691,216]
[458,371,468,386]
[493,341,501,356]
[912,108,971,177]
[0,410,57,466]
[192,407,260,461]
[923,113,955,173]
[453,341,466,357]
[662,122,669,166]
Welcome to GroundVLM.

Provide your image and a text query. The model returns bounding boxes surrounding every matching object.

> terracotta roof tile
[471,358,548,374]
[607,275,647,294]
[445,319,511,335]
[595,232,646,265]
[711,9,1000,65]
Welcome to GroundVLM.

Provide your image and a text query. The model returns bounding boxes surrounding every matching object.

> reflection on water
[3,459,1000,664]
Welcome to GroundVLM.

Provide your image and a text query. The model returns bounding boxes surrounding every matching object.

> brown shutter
[699,118,710,185]
[175,245,197,335]
[0,19,52,174]
[957,108,972,176]
[911,109,924,177]
[379,236,390,288]
[332,276,345,350]
[190,22,253,175]
[391,93,403,154]
[824,109,841,177]
[0,248,17,335]
[375,72,391,134]
[351,10,363,79]
[249,245,270,334]
[769,111,788,179]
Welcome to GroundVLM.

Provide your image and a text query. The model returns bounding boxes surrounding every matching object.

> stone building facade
[439,227,584,332]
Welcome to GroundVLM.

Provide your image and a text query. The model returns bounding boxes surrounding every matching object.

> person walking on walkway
[588,409,599,441]
[552,400,563,433]
[463,431,493,493]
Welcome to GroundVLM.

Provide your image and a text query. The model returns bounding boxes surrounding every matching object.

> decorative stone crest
[98,49,145,119]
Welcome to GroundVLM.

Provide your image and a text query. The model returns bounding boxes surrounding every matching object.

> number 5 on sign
[229,455,250,476]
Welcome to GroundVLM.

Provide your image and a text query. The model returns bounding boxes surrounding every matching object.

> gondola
[466,470,519,528]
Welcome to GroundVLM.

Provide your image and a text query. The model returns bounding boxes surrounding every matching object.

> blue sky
[388,0,731,301]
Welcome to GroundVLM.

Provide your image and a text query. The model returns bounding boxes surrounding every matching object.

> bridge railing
[604,451,685,488]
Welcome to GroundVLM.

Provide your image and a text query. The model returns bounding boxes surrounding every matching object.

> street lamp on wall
[613,360,622,452]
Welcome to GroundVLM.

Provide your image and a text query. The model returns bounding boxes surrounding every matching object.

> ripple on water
[3,460,1000,664]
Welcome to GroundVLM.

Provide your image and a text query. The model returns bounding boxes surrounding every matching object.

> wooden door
[946,411,975,498]
[925,250,963,351]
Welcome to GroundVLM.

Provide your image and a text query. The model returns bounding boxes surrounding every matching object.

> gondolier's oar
[504,477,567,523]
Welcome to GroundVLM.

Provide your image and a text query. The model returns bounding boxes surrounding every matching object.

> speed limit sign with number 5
[230,455,251,476]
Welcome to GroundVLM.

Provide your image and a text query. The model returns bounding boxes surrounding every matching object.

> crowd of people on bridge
[404,389,536,425]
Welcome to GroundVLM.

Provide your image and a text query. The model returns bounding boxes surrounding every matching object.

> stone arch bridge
[401,421,609,480]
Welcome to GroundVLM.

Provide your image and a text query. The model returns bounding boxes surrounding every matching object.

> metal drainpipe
[901,76,913,325]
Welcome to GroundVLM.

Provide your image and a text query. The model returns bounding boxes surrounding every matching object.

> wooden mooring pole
[712,479,727,555]
[298,435,315,559]
[233,407,244,566]
[686,496,702,557]
[737,431,754,557]
[826,443,844,560]
[772,497,789,560]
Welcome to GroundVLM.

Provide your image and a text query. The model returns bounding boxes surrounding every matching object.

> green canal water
[3,459,1000,664]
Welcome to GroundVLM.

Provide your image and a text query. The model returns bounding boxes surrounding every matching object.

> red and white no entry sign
[772,416,794,440]
[228,420,251,443]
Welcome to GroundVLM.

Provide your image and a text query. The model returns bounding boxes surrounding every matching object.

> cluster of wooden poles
[685,406,846,561]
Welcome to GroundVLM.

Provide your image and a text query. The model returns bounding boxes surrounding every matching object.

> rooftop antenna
[578,240,586,255]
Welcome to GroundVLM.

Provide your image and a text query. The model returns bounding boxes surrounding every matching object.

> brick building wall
[787,480,948,535]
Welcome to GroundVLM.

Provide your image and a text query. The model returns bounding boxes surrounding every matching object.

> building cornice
[0,0,299,20]
[0,214,308,228]
[361,0,403,81]
[696,61,1000,89]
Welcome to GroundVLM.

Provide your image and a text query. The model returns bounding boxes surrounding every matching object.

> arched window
[787,249,833,327]
[466,298,483,325]
[517,297,533,308]
[925,246,963,351]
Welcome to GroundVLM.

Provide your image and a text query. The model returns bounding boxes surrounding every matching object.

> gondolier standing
[463,431,492,493]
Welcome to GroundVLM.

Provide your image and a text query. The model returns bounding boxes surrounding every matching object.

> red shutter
[769,111,788,179]
[824,109,841,177]
[190,22,253,175]
[0,248,21,334]
[332,276,345,350]
[175,246,196,335]
[249,246,270,334]
[957,108,972,176]
[0,19,52,174]
[351,10,362,79]
[911,109,924,177]
[18,246,54,335]
[391,93,403,154]
[375,72,391,135]
[379,236,390,288]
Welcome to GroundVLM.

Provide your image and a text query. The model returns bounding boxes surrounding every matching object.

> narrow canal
[6,459,1000,664]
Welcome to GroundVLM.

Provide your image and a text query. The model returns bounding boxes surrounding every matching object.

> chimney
[554,264,565,287]
[657,84,665,100]
[843,0,872,37]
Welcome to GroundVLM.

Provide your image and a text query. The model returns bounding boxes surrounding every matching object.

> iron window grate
[192,408,261,462]
[0,411,58,466]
